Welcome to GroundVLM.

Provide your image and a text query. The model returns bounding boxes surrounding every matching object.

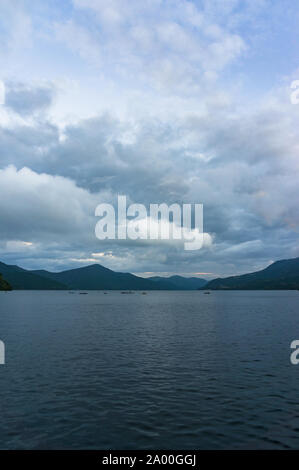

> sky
[0,0,299,279]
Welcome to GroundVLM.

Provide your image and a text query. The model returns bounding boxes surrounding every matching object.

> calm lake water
[0,290,298,449]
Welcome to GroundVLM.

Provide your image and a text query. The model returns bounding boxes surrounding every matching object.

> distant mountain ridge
[32,264,176,290]
[149,275,207,290]
[203,257,299,290]
[0,261,180,290]
[0,262,67,290]
[2,257,299,291]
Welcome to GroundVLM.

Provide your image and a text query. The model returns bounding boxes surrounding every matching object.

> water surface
[0,290,298,449]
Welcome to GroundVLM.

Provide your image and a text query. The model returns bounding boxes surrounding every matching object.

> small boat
[204,291,211,294]
[141,292,147,295]
[79,292,88,295]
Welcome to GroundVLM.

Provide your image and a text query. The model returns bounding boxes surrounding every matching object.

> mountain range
[149,275,207,290]
[203,257,299,290]
[1,257,299,291]
[0,261,206,291]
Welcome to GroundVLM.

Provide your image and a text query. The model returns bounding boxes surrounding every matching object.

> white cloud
[0,165,98,242]
[0,81,5,105]
[55,0,247,95]
[54,20,102,67]
[1,0,299,275]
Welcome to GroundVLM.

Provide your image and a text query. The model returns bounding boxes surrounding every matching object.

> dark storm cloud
[0,121,59,168]
[0,93,298,275]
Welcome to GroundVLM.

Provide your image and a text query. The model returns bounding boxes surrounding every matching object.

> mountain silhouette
[0,272,12,291]
[149,275,207,290]
[203,257,299,290]
[0,261,175,290]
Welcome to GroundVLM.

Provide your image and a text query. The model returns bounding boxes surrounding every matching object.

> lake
[0,290,298,449]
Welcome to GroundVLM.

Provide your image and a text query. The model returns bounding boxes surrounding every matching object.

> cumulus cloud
[0,166,100,243]
[0,81,5,105]
[0,1,32,56]
[55,0,247,94]
[0,83,298,275]
[0,166,213,273]
[0,0,298,276]
[5,82,56,116]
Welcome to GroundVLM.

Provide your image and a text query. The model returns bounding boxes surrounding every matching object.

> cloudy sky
[0,0,299,278]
